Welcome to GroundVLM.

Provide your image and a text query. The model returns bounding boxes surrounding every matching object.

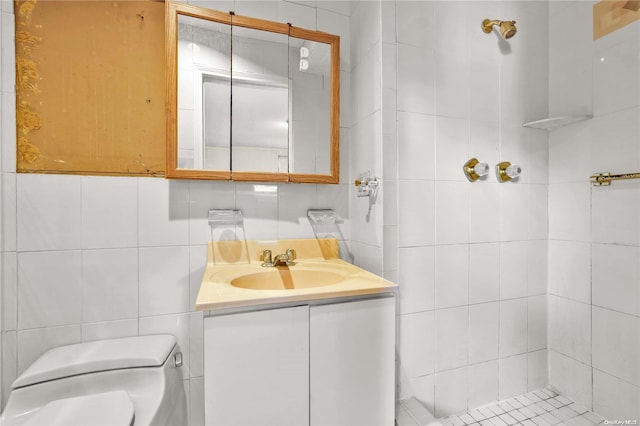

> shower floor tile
[440,387,605,426]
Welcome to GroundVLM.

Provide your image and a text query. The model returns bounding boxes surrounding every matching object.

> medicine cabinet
[165,2,340,183]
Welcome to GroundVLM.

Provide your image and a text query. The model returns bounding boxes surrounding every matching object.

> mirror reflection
[167,3,340,183]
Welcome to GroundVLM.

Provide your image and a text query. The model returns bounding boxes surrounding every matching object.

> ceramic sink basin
[195,238,398,310]
[230,268,345,290]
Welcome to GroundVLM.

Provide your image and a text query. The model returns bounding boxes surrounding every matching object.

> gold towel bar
[590,172,640,186]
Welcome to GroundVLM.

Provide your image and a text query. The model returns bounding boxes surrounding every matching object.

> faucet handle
[286,248,296,260]
[260,249,273,267]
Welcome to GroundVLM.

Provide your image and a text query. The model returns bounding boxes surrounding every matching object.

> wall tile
[235,183,279,241]
[592,243,640,316]
[593,369,640,421]
[18,250,82,329]
[548,295,591,365]
[81,319,138,342]
[397,112,435,180]
[469,302,499,364]
[2,172,16,251]
[528,184,548,240]
[398,246,434,314]
[528,295,547,352]
[398,180,435,247]
[469,61,499,123]
[528,240,548,296]
[528,349,548,392]
[277,184,317,240]
[589,108,640,176]
[468,183,500,244]
[277,1,315,29]
[593,34,640,116]
[2,252,17,331]
[138,179,189,247]
[435,116,469,182]
[435,306,468,372]
[233,1,278,21]
[190,376,205,426]
[82,248,138,323]
[499,354,527,400]
[499,183,529,241]
[189,245,208,308]
[190,311,204,378]
[2,331,16,408]
[398,311,434,379]
[435,53,469,119]
[82,177,138,249]
[1,11,15,94]
[499,242,528,300]
[396,1,435,49]
[592,182,640,246]
[139,246,190,317]
[434,366,467,418]
[17,174,82,251]
[435,181,469,245]
[435,244,469,309]
[468,360,498,409]
[397,43,435,115]
[548,240,590,304]
[17,325,81,375]
[548,182,590,242]
[469,243,499,304]
[549,350,592,409]
[592,307,640,387]
[548,121,592,184]
[499,298,528,358]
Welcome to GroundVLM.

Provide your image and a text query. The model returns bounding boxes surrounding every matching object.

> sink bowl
[230,268,345,290]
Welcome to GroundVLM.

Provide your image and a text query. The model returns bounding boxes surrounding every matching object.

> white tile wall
[394,0,549,417]
[548,3,640,416]
[0,3,352,422]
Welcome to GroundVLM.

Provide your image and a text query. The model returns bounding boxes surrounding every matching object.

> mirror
[166,2,340,183]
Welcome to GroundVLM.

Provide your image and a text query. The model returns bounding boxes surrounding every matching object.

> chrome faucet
[261,248,296,267]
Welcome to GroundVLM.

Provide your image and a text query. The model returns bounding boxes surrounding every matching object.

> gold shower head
[482,19,517,39]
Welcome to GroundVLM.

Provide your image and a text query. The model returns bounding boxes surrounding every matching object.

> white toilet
[0,334,187,426]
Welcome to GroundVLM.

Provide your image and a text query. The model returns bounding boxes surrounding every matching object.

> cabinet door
[204,305,309,426]
[310,296,396,426]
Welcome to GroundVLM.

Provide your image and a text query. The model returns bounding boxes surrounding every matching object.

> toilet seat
[23,390,135,426]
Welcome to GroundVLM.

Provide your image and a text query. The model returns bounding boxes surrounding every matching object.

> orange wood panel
[15,0,166,176]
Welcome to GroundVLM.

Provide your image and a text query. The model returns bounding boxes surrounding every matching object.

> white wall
[548,1,640,418]
[392,1,550,417]
[0,2,351,425]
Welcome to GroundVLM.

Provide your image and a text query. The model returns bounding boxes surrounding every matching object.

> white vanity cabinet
[310,297,396,425]
[203,295,395,426]
[203,305,310,426]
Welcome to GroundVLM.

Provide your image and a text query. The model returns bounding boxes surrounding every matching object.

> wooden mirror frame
[165,1,340,183]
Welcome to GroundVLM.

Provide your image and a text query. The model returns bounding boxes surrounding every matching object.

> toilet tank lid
[12,335,177,389]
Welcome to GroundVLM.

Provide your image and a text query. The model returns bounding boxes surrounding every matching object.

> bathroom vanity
[196,239,396,426]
